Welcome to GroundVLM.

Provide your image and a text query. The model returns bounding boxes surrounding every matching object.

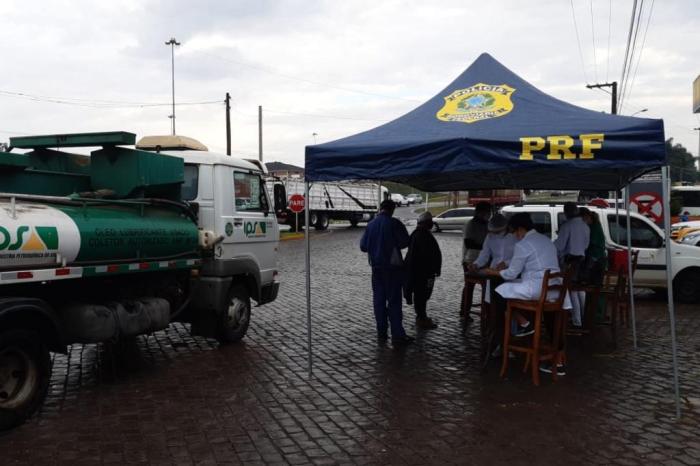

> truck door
[606,214,665,287]
[218,168,279,290]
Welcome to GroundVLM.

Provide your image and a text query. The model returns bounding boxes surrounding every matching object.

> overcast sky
[1,0,698,166]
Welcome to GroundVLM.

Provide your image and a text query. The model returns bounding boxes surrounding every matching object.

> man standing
[554,202,590,327]
[360,200,413,345]
[461,202,491,321]
[405,212,442,330]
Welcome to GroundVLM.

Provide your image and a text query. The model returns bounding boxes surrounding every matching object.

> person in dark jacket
[405,212,442,330]
[360,200,413,345]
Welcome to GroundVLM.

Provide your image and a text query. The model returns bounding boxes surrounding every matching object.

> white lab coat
[496,229,571,308]
[473,232,517,303]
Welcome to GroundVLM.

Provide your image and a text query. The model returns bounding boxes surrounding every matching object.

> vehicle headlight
[681,233,700,244]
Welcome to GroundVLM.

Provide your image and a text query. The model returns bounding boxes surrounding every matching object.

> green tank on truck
[0,131,283,431]
[0,201,199,270]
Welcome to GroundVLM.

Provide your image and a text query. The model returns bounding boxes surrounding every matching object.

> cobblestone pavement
[2,221,700,465]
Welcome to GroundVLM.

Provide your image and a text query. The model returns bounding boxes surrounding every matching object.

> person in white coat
[554,202,590,327]
[484,212,571,335]
[468,213,516,304]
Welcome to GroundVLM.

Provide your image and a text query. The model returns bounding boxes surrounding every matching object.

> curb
[280,233,305,241]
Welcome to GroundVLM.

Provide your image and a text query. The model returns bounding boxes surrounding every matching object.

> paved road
[2,224,700,465]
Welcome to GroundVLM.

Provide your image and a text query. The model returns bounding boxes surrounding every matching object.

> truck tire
[309,212,318,228]
[217,285,251,344]
[0,329,51,431]
[674,269,700,303]
[315,214,330,231]
[349,217,359,227]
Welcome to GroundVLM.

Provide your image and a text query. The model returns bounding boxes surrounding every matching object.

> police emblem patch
[436,83,515,124]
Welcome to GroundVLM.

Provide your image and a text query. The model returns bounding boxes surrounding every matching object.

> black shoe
[416,317,438,330]
[377,332,388,342]
[539,363,566,376]
[513,321,535,337]
[391,335,414,346]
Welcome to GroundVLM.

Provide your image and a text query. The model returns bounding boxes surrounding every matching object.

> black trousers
[412,276,435,320]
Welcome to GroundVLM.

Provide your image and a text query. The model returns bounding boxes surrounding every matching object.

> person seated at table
[483,212,570,337]
[468,213,516,305]
[404,212,442,330]
[461,202,491,321]
[554,202,590,328]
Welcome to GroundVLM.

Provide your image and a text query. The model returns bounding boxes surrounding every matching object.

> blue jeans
[371,268,406,339]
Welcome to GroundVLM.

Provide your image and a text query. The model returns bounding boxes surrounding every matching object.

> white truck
[502,204,700,303]
[0,132,282,429]
[269,179,387,230]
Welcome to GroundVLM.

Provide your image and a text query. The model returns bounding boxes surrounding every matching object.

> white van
[672,186,700,216]
[502,204,700,303]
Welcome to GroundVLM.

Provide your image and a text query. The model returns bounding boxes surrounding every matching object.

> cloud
[0,0,698,166]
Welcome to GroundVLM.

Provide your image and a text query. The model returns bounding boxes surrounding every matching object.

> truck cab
[501,204,700,303]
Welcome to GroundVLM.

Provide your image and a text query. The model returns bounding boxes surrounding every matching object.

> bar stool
[500,270,571,386]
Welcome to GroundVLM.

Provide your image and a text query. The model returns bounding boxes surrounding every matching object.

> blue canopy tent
[302,53,681,415]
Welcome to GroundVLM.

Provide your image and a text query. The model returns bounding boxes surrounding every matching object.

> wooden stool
[598,269,628,349]
[500,270,570,386]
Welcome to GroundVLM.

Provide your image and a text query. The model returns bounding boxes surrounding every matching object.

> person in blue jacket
[360,199,413,345]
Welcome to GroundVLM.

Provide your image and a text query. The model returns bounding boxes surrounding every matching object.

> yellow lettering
[546,135,576,160]
[519,137,545,160]
[580,133,604,159]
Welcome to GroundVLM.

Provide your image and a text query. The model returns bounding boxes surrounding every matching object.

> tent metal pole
[304,181,313,379]
[624,186,638,349]
[662,166,681,418]
[615,189,621,244]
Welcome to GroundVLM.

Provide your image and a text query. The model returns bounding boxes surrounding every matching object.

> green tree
[666,138,698,184]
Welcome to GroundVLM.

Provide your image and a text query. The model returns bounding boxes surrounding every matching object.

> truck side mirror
[273,184,287,212]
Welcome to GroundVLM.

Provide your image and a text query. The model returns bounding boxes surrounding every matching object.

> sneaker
[391,335,415,346]
[539,363,566,376]
[513,321,535,337]
[416,317,438,330]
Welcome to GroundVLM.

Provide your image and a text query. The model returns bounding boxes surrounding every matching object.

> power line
[0,89,221,109]
[570,0,590,84]
[619,0,639,109]
[620,0,645,110]
[620,0,655,114]
[590,0,598,83]
[199,50,422,104]
[606,0,612,81]
[619,0,644,111]
[233,107,388,123]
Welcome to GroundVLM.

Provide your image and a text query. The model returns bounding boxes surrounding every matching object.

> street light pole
[694,127,700,171]
[165,37,181,135]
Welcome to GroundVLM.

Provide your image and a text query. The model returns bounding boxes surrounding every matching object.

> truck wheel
[674,269,700,303]
[0,329,51,431]
[309,212,318,228]
[349,217,359,227]
[315,214,330,231]
[217,285,251,344]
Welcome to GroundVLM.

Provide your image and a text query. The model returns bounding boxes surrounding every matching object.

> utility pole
[225,93,231,156]
[586,81,618,114]
[165,37,181,135]
[694,127,700,171]
[258,105,263,162]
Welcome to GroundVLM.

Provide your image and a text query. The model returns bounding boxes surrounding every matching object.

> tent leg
[624,187,638,349]
[304,182,313,379]
[615,189,621,243]
[662,166,681,418]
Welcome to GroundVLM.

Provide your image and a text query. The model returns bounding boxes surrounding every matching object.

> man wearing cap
[360,200,413,345]
[468,213,516,305]
[461,202,492,321]
[405,212,442,330]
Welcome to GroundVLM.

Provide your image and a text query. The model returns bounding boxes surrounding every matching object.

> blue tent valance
[305,53,666,191]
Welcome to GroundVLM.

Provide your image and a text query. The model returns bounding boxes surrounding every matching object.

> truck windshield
[234,172,269,212]
[181,164,199,201]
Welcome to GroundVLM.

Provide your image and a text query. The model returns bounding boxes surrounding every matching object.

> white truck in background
[268,179,388,231]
